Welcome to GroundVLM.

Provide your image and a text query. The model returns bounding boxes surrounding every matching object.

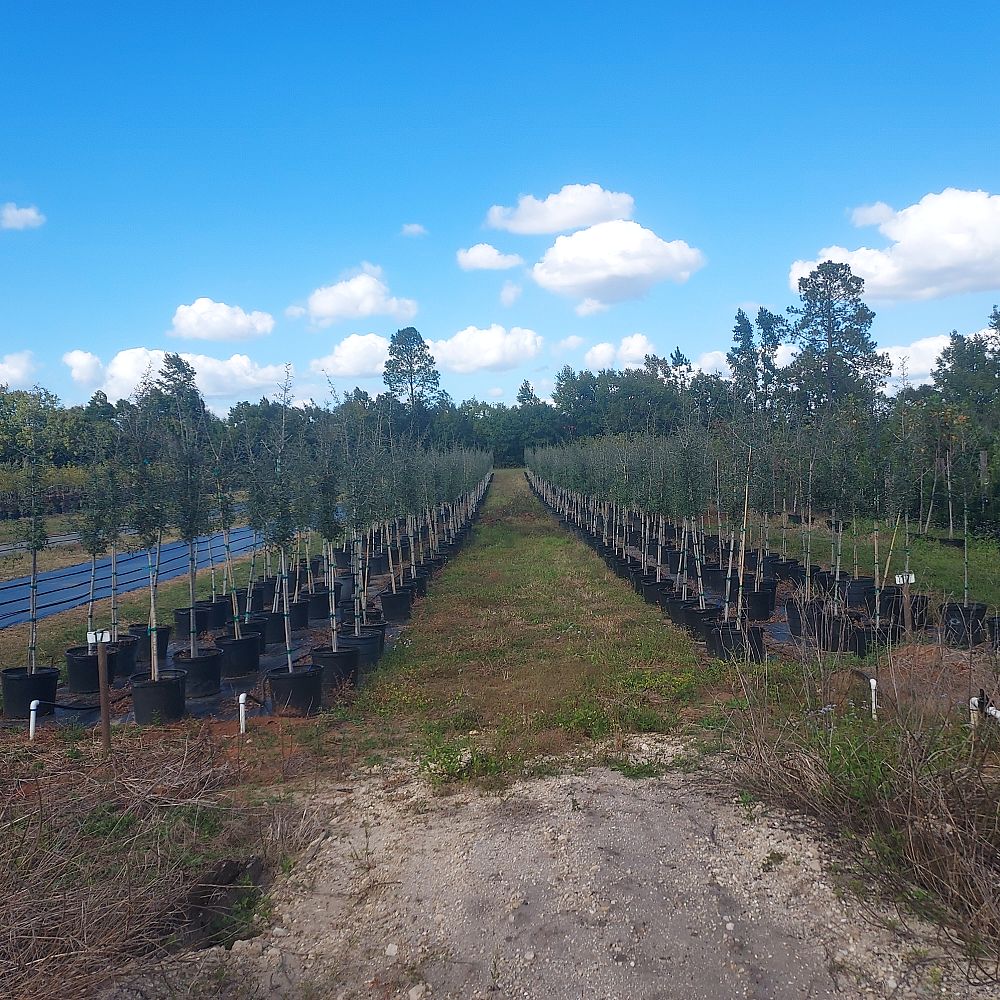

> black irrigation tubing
[0,529,258,627]
[28,692,134,712]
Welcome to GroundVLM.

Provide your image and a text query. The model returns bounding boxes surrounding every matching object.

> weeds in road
[359,469,724,785]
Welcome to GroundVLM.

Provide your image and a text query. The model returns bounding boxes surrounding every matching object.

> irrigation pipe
[969,695,1000,728]
[851,669,878,720]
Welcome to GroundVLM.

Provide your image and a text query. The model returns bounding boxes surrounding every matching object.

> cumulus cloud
[555,335,584,352]
[486,183,634,234]
[0,350,38,386]
[62,349,104,387]
[881,334,951,386]
[308,333,390,378]
[583,333,655,370]
[850,201,894,227]
[63,347,287,402]
[401,223,427,237]
[456,243,524,271]
[429,324,543,373]
[584,343,616,368]
[533,220,705,313]
[170,297,274,341]
[1,203,45,230]
[487,387,504,398]
[694,350,730,375]
[791,188,1000,300]
[618,333,654,366]
[500,281,522,306]
[298,263,417,327]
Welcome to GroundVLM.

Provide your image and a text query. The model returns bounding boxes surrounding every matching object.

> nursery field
[3,469,1000,999]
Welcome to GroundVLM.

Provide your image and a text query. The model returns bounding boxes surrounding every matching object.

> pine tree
[382,327,441,410]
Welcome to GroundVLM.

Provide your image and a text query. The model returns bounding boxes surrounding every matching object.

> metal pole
[97,641,112,756]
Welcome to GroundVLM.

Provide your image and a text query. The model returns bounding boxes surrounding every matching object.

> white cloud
[775,343,798,367]
[618,333,654,367]
[456,243,524,271]
[1,203,45,230]
[555,335,584,352]
[791,188,1000,301]
[575,298,610,316]
[301,263,417,327]
[284,305,307,318]
[0,350,38,386]
[850,201,894,227]
[308,333,390,378]
[486,183,634,234]
[68,347,288,402]
[694,350,730,375]
[533,220,705,313]
[584,343,616,368]
[429,324,543,373]
[170,297,274,341]
[62,350,104,387]
[584,334,655,370]
[487,387,504,398]
[881,334,951,386]
[401,223,427,237]
[500,280,522,306]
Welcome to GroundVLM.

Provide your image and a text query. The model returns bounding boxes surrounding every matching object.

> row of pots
[537,496,766,663]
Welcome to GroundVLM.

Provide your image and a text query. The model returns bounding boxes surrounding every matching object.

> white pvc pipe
[29,699,40,741]
[970,697,1000,728]
[239,692,248,735]
[869,677,878,721]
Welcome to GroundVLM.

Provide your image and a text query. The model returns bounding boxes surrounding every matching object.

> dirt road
[125,736,983,1000]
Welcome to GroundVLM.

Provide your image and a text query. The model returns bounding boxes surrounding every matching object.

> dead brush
[731,633,1000,979]
[0,723,311,1000]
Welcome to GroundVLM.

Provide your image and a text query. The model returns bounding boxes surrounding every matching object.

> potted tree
[121,374,186,724]
[0,388,60,718]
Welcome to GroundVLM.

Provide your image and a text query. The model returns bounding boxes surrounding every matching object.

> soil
[106,736,993,1000]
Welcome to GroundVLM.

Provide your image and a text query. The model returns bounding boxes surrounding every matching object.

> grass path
[358,468,721,781]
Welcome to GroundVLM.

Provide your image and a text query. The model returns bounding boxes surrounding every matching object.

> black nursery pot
[215,635,261,678]
[110,635,138,680]
[173,648,223,698]
[715,623,765,663]
[744,590,772,622]
[1,666,60,719]
[380,588,413,623]
[308,588,331,620]
[336,630,382,667]
[640,578,662,605]
[940,602,987,647]
[66,644,119,693]
[174,606,211,640]
[289,599,311,631]
[130,668,187,725]
[785,597,803,638]
[128,623,172,664]
[312,645,360,689]
[209,596,232,629]
[267,664,323,716]
[264,610,286,645]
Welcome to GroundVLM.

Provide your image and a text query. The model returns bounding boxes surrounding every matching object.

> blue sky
[2,1,999,410]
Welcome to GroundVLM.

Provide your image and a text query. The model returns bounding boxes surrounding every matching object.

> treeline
[2,263,999,530]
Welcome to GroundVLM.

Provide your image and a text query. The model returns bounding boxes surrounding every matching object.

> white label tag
[87,630,112,644]
[894,573,915,585]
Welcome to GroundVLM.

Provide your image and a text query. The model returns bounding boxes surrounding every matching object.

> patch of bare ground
[107,740,995,999]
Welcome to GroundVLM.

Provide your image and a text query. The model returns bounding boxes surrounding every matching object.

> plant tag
[894,573,915,585]
[87,629,112,644]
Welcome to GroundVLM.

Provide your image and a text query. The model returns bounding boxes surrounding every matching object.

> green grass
[356,469,723,784]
